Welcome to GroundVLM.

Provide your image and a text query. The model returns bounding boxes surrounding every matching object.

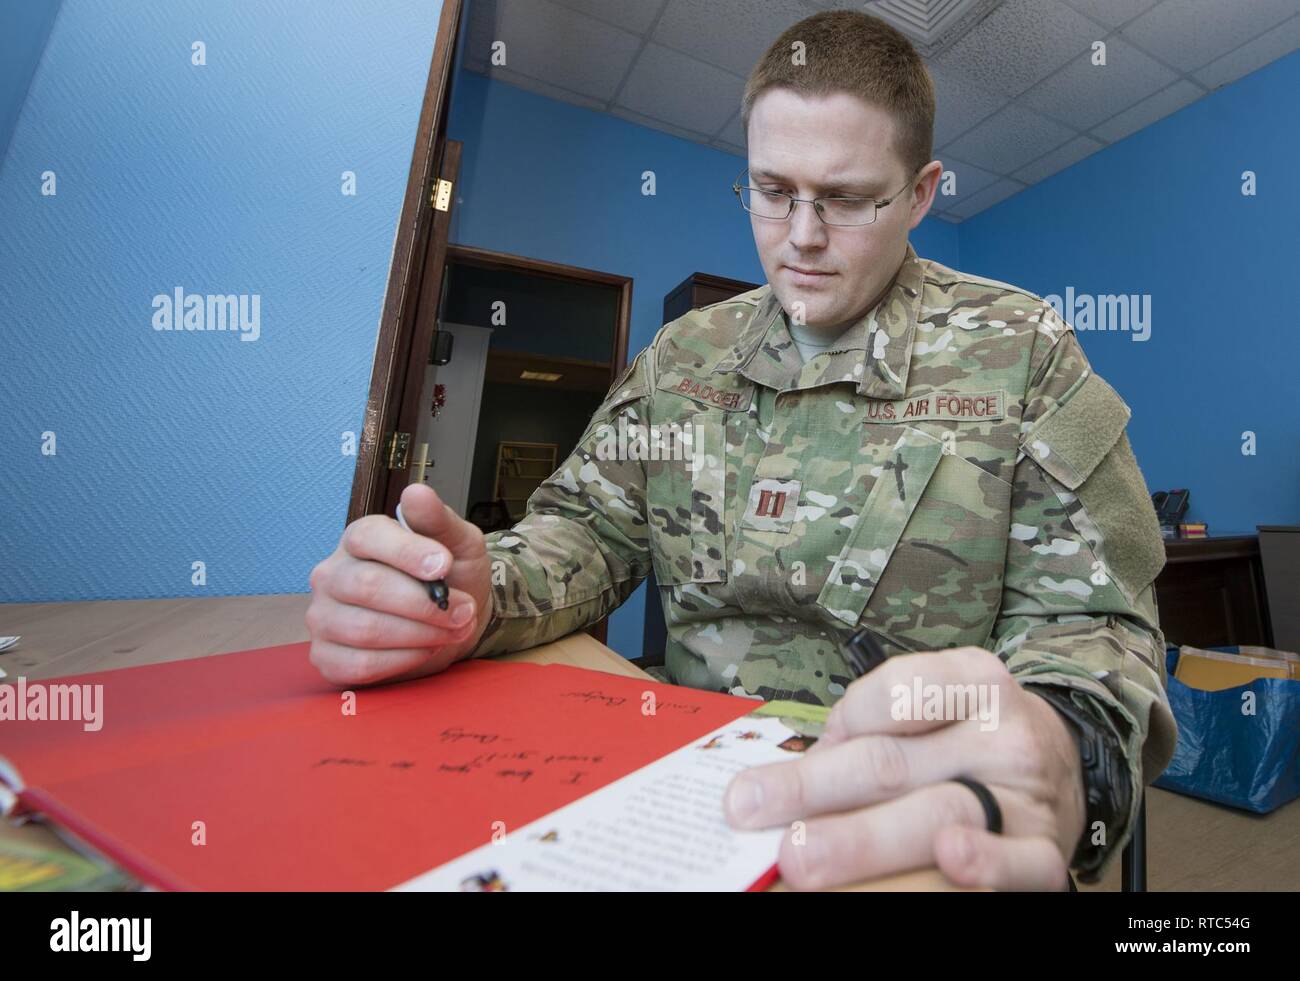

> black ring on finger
[951,777,1003,834]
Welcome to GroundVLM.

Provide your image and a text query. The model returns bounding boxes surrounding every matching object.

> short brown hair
[741,10,935,175]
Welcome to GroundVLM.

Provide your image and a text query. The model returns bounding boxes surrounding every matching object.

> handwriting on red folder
[1,643,763,890]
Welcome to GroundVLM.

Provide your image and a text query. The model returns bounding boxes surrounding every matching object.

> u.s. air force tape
[863,390,1006,423]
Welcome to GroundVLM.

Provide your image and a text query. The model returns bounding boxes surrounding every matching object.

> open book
[0,642,827,891]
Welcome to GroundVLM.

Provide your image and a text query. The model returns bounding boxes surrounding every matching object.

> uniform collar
[713,243,924,399]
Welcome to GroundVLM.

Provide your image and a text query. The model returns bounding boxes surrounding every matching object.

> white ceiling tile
[1089,78,1202,142]
[1121,0,1300,72]
[653,0,813,78]
[930,0,1109,98]
[1060,0,1160,29]
[466,0,643,102]
[549,0,669,35]
[942,102,1078,173]
[928,61,1008,145]
[1020,36,1178,130]
[1011,133,1105,183]
[1193,14,1300,90]
[933,154,1001,204]
[616,42,746,136]
[945,177,1027,219]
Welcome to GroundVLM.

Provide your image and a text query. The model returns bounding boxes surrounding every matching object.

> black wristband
[1029,686,1132,881]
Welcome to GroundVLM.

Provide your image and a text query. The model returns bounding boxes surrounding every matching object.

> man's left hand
[723,647,1087,890]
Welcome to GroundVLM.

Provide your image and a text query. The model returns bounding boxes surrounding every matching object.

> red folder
[0,643,765,890]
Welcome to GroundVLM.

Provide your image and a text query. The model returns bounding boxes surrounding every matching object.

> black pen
[395,502,450,610]
[844,626,889,678]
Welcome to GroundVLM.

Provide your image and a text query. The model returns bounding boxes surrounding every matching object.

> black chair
[1070,790,1146,892]
[466,499,512,534]
[1122,792,1147,891]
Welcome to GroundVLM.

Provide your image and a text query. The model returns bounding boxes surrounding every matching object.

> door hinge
[430,177,453,212]
[385,431,412,470]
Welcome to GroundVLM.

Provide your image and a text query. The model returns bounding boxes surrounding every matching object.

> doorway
[406,245,632,645]
[343,0,635,647]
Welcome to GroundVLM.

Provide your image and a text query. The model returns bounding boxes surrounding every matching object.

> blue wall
[444,70,960,658]
[0,0,62,167]
[0,0,443,602]
[957,51,1299,534]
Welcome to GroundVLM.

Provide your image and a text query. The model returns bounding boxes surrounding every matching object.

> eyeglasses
[732,166,921,226]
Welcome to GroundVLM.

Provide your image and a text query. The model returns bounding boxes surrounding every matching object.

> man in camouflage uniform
[308,10,1176,890]
[464,244,1175,882]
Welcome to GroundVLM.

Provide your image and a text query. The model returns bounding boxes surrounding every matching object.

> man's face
[745,88,938,330]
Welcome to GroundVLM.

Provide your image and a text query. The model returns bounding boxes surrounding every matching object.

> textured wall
[0,0,62,167]
[0,0,443,602]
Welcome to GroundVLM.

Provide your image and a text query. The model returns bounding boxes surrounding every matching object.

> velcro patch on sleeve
[1025,373,1130,489]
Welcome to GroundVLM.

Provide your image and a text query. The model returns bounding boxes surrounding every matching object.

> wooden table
[1,594,954,891]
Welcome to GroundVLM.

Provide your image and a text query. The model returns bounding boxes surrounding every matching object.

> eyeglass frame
[731,164,923,226]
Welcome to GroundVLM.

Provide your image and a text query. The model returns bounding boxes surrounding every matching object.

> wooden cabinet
[1154,535,1274,649]
[662,271,762,324]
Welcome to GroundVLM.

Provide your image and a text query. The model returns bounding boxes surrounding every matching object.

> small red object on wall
[431,384,446,418]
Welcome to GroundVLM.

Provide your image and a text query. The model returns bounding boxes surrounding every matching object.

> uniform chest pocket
[645,405,736,585]
[816,421,1016,648]
[816,427,945,625]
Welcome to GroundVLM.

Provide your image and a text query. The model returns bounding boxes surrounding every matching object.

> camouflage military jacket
[470,243,1177,874]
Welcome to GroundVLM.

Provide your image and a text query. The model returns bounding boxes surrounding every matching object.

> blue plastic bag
[1154,646,1300,812]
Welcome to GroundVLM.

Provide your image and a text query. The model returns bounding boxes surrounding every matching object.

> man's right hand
[306,484,494,687]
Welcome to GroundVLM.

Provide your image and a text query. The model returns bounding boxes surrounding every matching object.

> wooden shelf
[494,441,557,521]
